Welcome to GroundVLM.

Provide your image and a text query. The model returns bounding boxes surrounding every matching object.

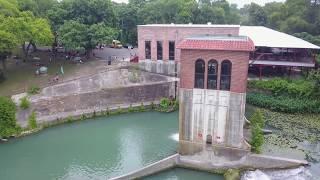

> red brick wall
[180,49,249,93]
[138,26,239,62]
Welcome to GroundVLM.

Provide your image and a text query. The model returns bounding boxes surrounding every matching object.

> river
[0,111,223,180]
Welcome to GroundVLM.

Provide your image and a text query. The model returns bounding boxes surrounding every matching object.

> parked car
[111,40,122,48]
[123,44,133,49]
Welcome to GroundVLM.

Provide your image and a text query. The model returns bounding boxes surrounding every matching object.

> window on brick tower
[169,41,175,60]
[194,59,205,89]
[145,41,151,59]
[157,41,163,60]
[207,60,218,89]
[220,60,232,90]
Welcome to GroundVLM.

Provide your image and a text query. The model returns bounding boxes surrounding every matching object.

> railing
[250,53,315,63]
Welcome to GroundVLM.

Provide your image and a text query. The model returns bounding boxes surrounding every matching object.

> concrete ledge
[109,154,179,180]
[178,153,308,171]
[243,154,308,169]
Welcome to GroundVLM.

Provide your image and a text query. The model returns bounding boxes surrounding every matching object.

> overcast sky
[112,0,285,8]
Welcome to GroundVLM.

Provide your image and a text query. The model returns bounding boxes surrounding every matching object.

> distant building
[137,24,320,77]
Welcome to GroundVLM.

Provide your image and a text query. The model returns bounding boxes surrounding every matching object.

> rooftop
[138,23,240,28]
[138,24,320,50]
[240,26,320,49]
[177,35,254,52]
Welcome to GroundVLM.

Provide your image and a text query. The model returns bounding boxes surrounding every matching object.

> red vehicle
[130,55,139,63]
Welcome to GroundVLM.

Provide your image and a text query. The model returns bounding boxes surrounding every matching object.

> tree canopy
[47,0,118,54]
[0,0,53,70]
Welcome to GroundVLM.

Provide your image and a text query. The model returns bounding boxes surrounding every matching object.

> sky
[111,0,285,8]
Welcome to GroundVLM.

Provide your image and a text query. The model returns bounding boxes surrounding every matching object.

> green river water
[0,111,222,180]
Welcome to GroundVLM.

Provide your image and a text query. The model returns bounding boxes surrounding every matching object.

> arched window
[207,60,218,89]
[220,60,232,91]
[194,59,205,89]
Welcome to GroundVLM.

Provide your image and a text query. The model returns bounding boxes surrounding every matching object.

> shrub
[156,97,178,112]
[160,98,170,109]
[65,116,73,123]
[115,106,123,114]
[247,92,320,113]
[27,85,40,95]
[28,111,37,129]
[128,104,134,112]
[0,97,20,137]
[248,78,315,98]
[250,109,265,154]
[224,169,240,180]
[139,102,145,112]
[20,96,30,109]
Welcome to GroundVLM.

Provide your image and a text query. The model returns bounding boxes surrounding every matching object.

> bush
[28,111,37,129]
[0,97,20,137]
[20,96,30,109]
[27,85,40,95]
[224,169,240,180]
[250,109,264,153]
[160,98,170,109]
[248,78,316,98]
[128,104,134,112]
[155,97,178,112]
[247,92,320,113]
[138,102,145,112]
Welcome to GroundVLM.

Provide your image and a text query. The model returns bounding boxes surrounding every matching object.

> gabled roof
[177,35,255,52]
[240,26,320,49]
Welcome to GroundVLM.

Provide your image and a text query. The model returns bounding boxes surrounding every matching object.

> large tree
[0,0,53,68]
[48,0,118,56]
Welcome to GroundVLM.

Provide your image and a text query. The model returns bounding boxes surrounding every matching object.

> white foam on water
[242,166,312,180]
[242,170,270,180]
[170,133,179,142]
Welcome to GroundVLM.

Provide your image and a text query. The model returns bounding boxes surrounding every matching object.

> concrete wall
[14,69,178,127]
[138,59,179,76]
[179,88,248,150]
[180,49,249,93]
[138,25,239,62]
[33,82,175,121]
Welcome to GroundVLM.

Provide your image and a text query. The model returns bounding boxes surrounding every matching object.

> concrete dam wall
[14,68,177,127]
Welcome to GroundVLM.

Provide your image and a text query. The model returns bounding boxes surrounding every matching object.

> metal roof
[240,26,320,49]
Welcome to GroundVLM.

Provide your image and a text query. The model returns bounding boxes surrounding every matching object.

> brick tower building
[177,35,254,154]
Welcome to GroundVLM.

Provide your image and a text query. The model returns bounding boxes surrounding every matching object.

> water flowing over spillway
[242,167,312,180]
